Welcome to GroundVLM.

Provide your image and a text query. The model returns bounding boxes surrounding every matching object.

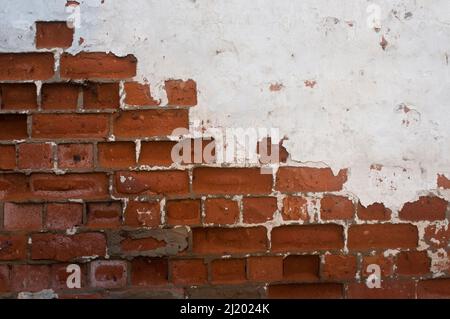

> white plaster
[2,0,450,209]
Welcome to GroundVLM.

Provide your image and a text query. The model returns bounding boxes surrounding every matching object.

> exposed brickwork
[0,20,448,299]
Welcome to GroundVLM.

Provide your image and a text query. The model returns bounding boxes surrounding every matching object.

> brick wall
[0,21,449,299]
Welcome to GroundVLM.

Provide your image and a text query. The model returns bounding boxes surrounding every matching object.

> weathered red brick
[192,227,268,254]
[268,283,343,299]
[165,79,197,106]
[57,143,94,169]
[276,167,347,192]
[362,254,394,277]
[60,52,137,79]
[243,197,277,223]
[31,233,107,261]
[437,174,450,189]
[124,201,160,228]
[131,258,168,286]
[3,202,43,231]
[418,279,450,298]
[41,83,80,110]
[0,265,10,292]
[0,235,27,261]
[282,196,308,221]
[11,265,51,292]
[0,114,28,140]
[0,174,30,201]
[322,255,357,280]
[124,82,159,106]
[271,224,344,252]
[0,83,37,110]
[170,259,207,285]
[32,114,109,139]
[357,202,391,221]
[348,224,418,250]
[86,202,122,229]
[399,196,448,221]
[397,251,430,276]
[90,260,127,289]
[320,195,354,220]
[166,199,201,226]
[51,263,87,290]
[193,168,272,195]
[98,142,136,169]
[204,198,239,225]
[211,259,246,284]
[0,53,54,80]
[347,280,416,299]
[83,82,120,109]
[283,255,320,281]
[424,224,450,249]
[138,141,177,166]
[0,145,16,170]
[113,109,188,138]
[247,256,283,282]
[45,203,83,230]
[35,21,74,48]
[30,173,109,200]
[18,143,53,169]
[115,171,189,196]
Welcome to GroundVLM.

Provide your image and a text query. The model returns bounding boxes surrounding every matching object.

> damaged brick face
[0,20,449,300]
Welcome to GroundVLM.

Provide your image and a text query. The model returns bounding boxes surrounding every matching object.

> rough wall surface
[0,0,449,299]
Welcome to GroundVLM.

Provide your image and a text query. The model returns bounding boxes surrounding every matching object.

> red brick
[113,109,188,138]
[0,235,27,261]
[362,254,394,277]
[120,237,166,253]
[282,196,308,221]
[322,255,357,280]
[31,233,107,261]
[348,224,418,251]
[437,174,450,189]
[90,260,127,289]
[320,195,354,220]
[0,174,31,201]
[211,259,246,284]
[192,227,268,254]
[30,173,109,200]
[138,141,177,166]
[18,143,53,169]
[276,167,347,192]
[166,199,200,226]
[41,83,79,110]
[0,114,28,140]
[0,83,37,110]
[32,114,109,139]
[424,224,450,249]
[124,82,159,106]
[399,196,448,221]
[397,251,430,276]
[57,144,94,169]
[268,283,343,299]
[0,145,16,170]
[193,168,272,195]
[36,21,74,48]
[115,171,189,196]
[45,203,83,230]
[51,263,87,290]
[243,197,277,223]
[83,82,120,109]
[87,202,122,229]
[11,265,50,292]
[60,52,137,79]
[0,53,54,80]
[418,279,450,298]
[271,224,344,252]
[347,280,416,299]
[283,255,320,281]
[357,202,391,221]
[165,79,197,106]
[98,142,136,169]
[247,256,283,282]
[3,202,43,231]
[131,258,168,286]
[124,201,160,228]
[204,198,239,225]
[0,265,10,292]
[170,259,207,285]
